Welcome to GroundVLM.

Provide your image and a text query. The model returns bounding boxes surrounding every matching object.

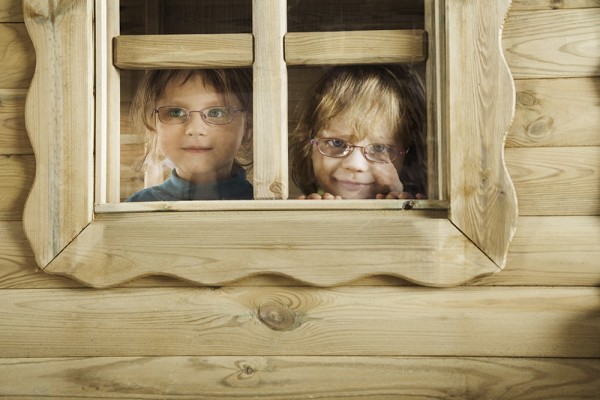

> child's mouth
[182,146,211,153]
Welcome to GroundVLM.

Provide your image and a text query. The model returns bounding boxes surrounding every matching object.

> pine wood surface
[22,0,94,268]
[0,356,598,399]
[503,8,600,79]
[506,147,600,216]
[446,0,518,267]
[2,215,599,288]
[284,30,426,66]
[508,77,600,147]
[42,210,499,288]
[0,88,30,154]
[0,23,33,88]
[0,0,22,22]
[114,34,254,69]
[0,155,33,221]
[0,286,598,358]
[511,0,600,10]
[252,0,288,199]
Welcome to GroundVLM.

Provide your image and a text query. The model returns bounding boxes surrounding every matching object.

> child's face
[156,75,248,184]
[311,118,404,199]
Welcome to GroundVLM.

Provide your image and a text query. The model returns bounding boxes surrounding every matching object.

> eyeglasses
[154,106,245,126]
[310,138,408,163]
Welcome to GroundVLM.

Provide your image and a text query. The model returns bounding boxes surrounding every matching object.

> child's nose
[185,112,208,136]
[341,148,369,171]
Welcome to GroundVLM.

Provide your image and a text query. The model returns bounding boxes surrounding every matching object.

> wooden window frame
[22,0,517,288]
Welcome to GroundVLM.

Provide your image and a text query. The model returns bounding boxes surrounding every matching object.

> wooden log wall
[0,0,599,397]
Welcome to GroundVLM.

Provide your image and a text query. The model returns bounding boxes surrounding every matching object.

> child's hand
[296,192,342,200]
[371,161,404,194]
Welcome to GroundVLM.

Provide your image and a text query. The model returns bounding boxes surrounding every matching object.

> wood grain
[0,89,31,154]
[113,34,254,69]
[95,1,121,204]
[446,0,518,267]
[503,8,600,79]
[2,215,599,288]
[0,0,23,22]
[284,30,426,66]
[0,286,597,357]
[476,216,600,286]
[507,77,600,147]
[22,0,94,267]
[0,155,33,221]
[43,210,498,288]
[0,23,34,88]
[511,0,600,10]
[0,356,598,399]
[252,0,288,199]
[506,147,600,216]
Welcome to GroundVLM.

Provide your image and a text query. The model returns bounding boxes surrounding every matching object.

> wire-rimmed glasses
[310,138,408,163]
[154,106,245,126]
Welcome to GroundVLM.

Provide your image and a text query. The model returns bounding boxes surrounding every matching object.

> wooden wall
[1,0,599,397]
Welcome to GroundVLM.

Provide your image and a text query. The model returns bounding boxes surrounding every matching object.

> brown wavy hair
[130,68,253,173]
[289,64,427,196]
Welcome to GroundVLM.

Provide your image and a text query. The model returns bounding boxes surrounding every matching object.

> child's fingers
[371,162,404,193]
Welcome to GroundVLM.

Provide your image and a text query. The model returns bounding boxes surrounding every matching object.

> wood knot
[269,181,284,196]
[526,116,554,140]
[516,91,536,107]
[258,302,299,331]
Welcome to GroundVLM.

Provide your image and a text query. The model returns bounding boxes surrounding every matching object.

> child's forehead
[321,115,398,143]
[160,74,230,104]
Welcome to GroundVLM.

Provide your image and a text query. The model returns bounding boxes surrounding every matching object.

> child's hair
[289,64,427,196]
[130,68,253,173]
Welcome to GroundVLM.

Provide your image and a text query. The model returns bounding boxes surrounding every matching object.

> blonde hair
[130,68,253,172]
[289,64,427,196]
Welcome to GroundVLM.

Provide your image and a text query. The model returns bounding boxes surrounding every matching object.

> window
[22,0,517,287]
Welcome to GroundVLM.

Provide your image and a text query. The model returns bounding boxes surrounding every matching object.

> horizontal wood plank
[0,23,34,88]
[503,9,600,79]
[113,34,254,69]
[507,77,600,147]
[0,0,22,22]
[506,146,600,215]
[0,89,31,154]
[1,213,599,289]
[0,356,598,399]
[474,216,600,286]
[511,0,600,10]
[0,155,34,221]
[44,210,499,288]
[285,30,426,66]
[0,286,597,358]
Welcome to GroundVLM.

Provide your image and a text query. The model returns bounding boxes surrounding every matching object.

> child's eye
[206,107,229,119]
[167,107,188,118]
[370,143,391,154]
[326,139,348,148]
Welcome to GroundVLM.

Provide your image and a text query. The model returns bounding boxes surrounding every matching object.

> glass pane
[119,0,253,202]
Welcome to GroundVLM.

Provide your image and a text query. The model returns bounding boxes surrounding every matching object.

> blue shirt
[126,167,253,202]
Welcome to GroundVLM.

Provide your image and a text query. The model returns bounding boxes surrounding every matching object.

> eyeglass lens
[314,138,402,163]
[155,106,239,125]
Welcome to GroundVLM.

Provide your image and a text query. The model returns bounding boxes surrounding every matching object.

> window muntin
[22,0,517,287]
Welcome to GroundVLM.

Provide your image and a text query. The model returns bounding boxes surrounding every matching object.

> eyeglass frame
[154,106,246,126]
[310,138,409,163]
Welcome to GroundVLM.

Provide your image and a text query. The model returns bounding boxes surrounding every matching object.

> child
[289,64,427,199]
[126,68,253,202]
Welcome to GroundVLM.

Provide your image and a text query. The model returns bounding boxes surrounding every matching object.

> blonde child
[289,65,426,199]
[127,69,253,202]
